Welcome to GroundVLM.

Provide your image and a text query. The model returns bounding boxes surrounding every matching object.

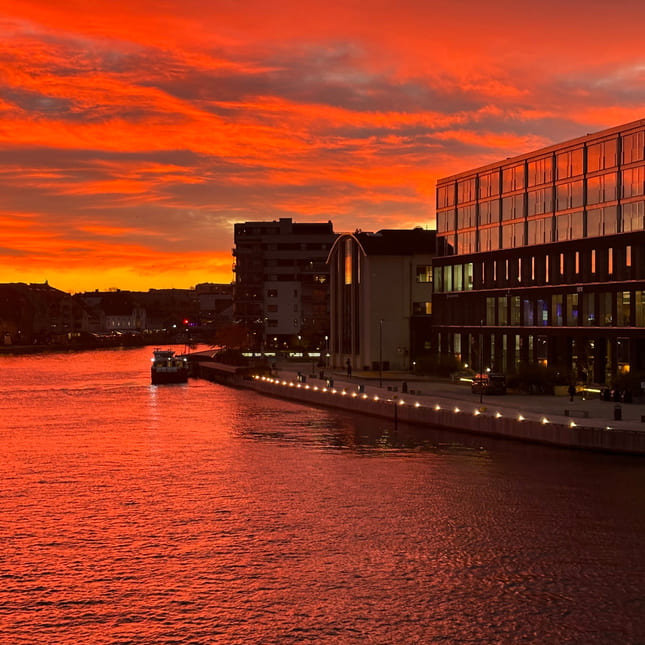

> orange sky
[2,0,645,292]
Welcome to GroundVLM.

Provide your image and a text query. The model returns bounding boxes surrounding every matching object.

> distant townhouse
[327,228,440,372]
[233,218,337,351]
[433,118,645,387]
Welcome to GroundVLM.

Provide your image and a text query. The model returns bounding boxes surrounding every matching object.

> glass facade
[434,120,645,384]
[437,123,645,253]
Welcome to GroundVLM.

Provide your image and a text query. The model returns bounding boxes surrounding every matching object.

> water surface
[1,347,644,643]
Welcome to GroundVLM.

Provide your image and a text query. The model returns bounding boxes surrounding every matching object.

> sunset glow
[2,0,645,292]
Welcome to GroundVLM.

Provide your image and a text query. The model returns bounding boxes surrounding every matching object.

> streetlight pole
[379,318,384,388]
[479,319,484,406]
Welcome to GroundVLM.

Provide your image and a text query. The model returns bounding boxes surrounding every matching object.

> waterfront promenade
[274,361,645,431]
[190,351,645,454]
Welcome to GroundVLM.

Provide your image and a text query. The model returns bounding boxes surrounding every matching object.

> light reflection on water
[1,347,644,644]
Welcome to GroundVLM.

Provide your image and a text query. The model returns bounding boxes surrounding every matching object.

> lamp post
[379,318,384,388]
[479,319,484,406]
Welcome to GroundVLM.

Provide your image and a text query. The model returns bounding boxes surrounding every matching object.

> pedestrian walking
[346,359,352,379]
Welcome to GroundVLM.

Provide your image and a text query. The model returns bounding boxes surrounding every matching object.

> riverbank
[190,353,645,455]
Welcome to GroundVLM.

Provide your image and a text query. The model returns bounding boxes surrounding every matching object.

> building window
[498,296,508,325]
[575,251,580,274]
[479,170,500,198]
[622,201,645,232]
[608,248,613,275]
[502,164,525,192]
[556,147,584,179]
[583,293,595,326]
[344,239,353,285]
[486,297,495,325]
[416,265,433,283]
[435,268,443,292]
[464,263,474,291]
[511,296,521,325]
[437,184,455,209]
[587,138,618,172]
[636,291,645,326]
[626,245,632,267]
[566,293,579,326]
[267,304,278,313]
[457,177,476,203]
[617,291,631,326]
[621,166,645,199]
[591,249,596,274]
[443,265,453,291]
[599,293,613,325]
[560,253,565,276]
[527,156,553,187]
[621,130,645,164]
[552,295,563,326]
[537,299,549,326]
[413,302,432,315]
[267,289,278,298]
[545,255,550,283]
[454,264,463,291]
[587,173,617,205]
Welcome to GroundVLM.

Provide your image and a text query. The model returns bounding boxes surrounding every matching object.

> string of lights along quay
[2,346,644,644]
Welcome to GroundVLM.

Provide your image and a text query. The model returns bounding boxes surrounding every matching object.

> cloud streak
[1,0,645,291]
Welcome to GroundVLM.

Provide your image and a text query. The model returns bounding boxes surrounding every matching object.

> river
[1,346,644,644]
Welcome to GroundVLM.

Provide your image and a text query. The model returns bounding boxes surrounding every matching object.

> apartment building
[233,218,337,350]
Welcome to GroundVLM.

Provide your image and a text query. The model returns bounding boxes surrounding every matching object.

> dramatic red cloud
[1,0,645,292]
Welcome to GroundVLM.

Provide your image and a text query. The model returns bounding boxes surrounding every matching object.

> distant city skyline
[2,0,645,293]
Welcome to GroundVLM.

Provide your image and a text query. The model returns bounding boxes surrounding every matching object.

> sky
[2,0,645,293]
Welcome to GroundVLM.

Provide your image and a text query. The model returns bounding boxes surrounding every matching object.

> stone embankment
[191,356,645,456]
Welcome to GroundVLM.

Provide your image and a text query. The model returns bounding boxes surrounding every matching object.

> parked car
[471,372,507,395]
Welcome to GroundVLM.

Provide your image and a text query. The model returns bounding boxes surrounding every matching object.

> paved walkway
[275,362,645,432]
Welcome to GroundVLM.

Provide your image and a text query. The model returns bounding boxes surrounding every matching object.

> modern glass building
[433,118,645,387]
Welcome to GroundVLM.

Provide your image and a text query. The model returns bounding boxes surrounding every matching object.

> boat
[151,348,189,384]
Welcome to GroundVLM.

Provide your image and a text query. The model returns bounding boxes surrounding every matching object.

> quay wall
[191,361,645,455]
[248,375,645,456]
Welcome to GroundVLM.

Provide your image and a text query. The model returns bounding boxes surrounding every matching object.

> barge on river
[151,348,189,385]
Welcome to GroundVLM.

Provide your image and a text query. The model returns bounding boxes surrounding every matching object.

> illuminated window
[617,292,631,326]
[575,251,580,274]
[608,248,613,275]
[591,249,596,274]
[413,302,432,315]
[546,255,550,283]
[344,239,352,285]
[626,245,632,267]
[560,253,565,276]
[416,265,433,283]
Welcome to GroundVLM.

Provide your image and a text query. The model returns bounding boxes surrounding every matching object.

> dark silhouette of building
[233,218,337,351]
